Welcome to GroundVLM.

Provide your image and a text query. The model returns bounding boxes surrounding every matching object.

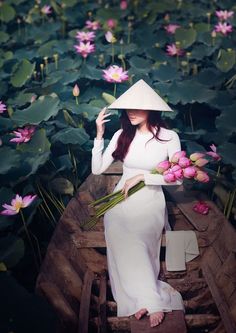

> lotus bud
[155,160,171,174]
[190,152,205,161]
[73,84,80,105]
[164,14,170,21]
[170,150,186,163]
[211,30,216,38]
[53,53,59,69]
[178,157,191,168]
[163,171,176,183]
[120,1,128,10]
[183,166,196,178]
[40,63,44,80]
[186,52,191,58]
[171,165,183,179]
[194,158,209,167]
[194,170,209,183]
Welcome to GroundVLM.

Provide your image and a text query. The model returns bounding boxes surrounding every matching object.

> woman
[91,80,185,328]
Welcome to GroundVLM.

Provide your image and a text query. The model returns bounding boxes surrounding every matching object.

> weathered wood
[202,262,236,333]
[98,272,107,333]
[78,269,95,333]
[130,310,187,333]
[185,314,221,328]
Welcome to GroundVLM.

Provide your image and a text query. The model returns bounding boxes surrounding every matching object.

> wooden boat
[36,161,236,333]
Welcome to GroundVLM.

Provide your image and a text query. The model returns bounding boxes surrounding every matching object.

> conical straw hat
[107,79,173,112]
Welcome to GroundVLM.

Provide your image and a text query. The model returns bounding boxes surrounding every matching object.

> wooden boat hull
[36,162,236,333]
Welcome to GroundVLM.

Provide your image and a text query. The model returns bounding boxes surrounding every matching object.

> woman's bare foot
[149,311,165,327]
[134,308,148,320]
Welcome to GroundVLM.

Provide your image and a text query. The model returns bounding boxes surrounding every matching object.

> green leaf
[175,27,197,48]
[12,95,60,126]
[0,31,9,43]
[0,235,24,268]
[51,127,89,145]
[216,49,236,72]
[0,4,16,22]
[0,147,20,175]
[218,142,236,167]
[10,59,35,88]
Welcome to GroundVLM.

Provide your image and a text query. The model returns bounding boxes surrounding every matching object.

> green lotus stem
[20,210,39,270]
[223,191,231,215]
[216,164,221,177]
[112,43,115,63]
[90,189,123,206]
[36,183,57,224]
[226,188,236,219]
[75,96,79,105]
[113,83,117,97]
[189,107,194,132]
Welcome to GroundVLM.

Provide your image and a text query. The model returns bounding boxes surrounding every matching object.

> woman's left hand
[121,174,144,199]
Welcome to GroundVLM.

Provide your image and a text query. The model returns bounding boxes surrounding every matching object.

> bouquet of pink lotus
[82,147,220,230]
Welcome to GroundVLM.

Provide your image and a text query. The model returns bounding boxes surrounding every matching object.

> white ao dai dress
[91,127,185,317]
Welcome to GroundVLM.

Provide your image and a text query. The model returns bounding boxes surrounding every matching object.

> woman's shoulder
[159,127,180,140]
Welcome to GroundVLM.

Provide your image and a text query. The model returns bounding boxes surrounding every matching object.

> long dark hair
[112,110,171,161]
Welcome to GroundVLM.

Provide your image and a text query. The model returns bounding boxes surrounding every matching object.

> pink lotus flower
[120,0,128,10]
[214,22,233,35]
[105,31,116,43]
[1,194,37,216]
[194,158,209,167]
[171,164,183,180]
[74,42,95,58]
[0,101,7,113]
[163,171,176,183]
[156,160,171,173]
[41,5,52,15]
[75,31,96,42]
[103,65,129,83]
[85,20,100,30]
[166,43,185,56]
[190,152,205,162]
[215,10,234,21]
[194,170,209,183]
[193,201,210,215]
[170,151,186,163]
[178,157,191,168]
[164,24,181,34]
[206,144,221,161]
[183,166,197,178]
[10,126,36,144]
[107,19,117,29]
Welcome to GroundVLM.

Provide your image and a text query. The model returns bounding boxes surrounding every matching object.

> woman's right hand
[96,107,111,139]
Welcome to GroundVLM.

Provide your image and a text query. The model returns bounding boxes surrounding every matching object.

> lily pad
[0,147,20,175]
[216,49,236,72]
[175,27,197,48]
[51,127,90,145]
[10,59,35,88]
[0,4,16,22]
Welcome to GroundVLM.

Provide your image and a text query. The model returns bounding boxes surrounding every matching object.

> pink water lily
[74,42,95,58]
[0,101,7,114]
[103,65,129,83]
[1,194,37,216]
[41,5,52,15]
[215,10,234,21]
[76,31,96,42]
[164,24,181,34]
[193,201,210,215]
[206,144,221,161]
[107,19,117,29]
[166,43,185,56]
[155,160,171,173]
[10,126,36,144]
[214,22,233,35]
[85,20,100,30]
[170,150,186,163]
[120,0,128,10]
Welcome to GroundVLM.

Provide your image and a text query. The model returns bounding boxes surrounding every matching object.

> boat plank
[202,262,236,333]
[98,272,107,333]
[78,269,95,333]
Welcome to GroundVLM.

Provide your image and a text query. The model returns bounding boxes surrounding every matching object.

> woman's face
[126,109,149,126]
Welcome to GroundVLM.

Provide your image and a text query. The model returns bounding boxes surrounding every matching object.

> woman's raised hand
[96,107,111,139]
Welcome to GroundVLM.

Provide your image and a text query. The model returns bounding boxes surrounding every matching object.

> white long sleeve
[143,130,183,186]
[91,129,123,175]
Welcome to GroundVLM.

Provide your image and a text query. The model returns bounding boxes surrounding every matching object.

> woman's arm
[143,130,183,186]
[91,129,122,175]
